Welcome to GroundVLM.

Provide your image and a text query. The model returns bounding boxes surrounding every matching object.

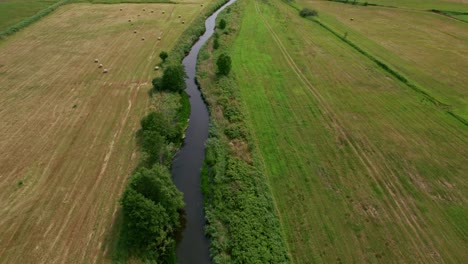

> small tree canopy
[217,53,232,76]
[299,8,318,17]
[160,65,187,93]
[218,18,227,30]
[121,165,184,261]
[159,51,168,62]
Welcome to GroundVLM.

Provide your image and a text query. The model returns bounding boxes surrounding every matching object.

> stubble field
[0,2,209,263]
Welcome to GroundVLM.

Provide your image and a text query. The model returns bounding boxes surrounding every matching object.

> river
[171,0,237,263]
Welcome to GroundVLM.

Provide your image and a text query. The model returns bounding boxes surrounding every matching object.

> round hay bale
[128,19,131,22]
[94,59,99,63]
[151,10,154,13]
[201,4,204,6]
[98,64,103,68]
[178,15,181,18]
[350,18,354,21]
[143,8,146,11]
[158,37,161,40]
[134,30,137,33]
[182,20,185,24]
[154,66,160,71]
[120,8,123,11]
[141,37,145,40]
[162,11,165,14]
[103,69,108,73]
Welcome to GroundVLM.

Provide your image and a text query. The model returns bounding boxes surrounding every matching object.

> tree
[141,130,165,165]
[299,8,318,17]
[218,18,227,30]
[161,64,187,93]
[213,37,220,50]
[159,51,168,62]
[217,53,231,76]
[121,166,184,261]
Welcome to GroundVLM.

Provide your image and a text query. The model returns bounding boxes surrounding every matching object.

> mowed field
[0,2,209,263]
[231,0,467,263]
[303,0,468,119]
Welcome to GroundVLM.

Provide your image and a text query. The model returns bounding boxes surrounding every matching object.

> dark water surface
[171,0,237,263]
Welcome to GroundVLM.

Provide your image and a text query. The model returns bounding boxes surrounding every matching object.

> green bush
[213,37,220,50]
[217,53,232,76]
[224,124,246,140]
[139,111,181,166]
[121,165,184,262]
[218,18,227,30]
[299,8,318,17]
[159,51,169,62]
[223,104,243,122]
[159,65,187,93]
[140,111,177,139]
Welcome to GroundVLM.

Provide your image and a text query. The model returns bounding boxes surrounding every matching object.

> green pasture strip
[0,0,70,39]
[224,0,467,262]
[196,0,292,263]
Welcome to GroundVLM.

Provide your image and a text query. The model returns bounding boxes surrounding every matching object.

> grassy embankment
[199,0,467,262]
[0,1,213,263]
[197,0,291,263]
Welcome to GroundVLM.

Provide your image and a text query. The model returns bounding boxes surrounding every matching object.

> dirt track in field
[0,2,207,263]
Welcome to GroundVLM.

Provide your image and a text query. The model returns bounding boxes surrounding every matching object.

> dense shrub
[139,111,181,166]
[154,65,187,93]
[299,8,318,17]
[218,18,227,30]
[217,53,232,76]
[159,51,169,62]
[213,37,220,50]
[121,166,184,262]
[141,112,178,139]
[224,124,246,140]
[223,104,243,122]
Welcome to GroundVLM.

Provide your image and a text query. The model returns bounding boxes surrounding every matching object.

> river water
[171,0,237,263]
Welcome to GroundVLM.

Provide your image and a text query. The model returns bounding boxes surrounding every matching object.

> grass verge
[196,1,291,263]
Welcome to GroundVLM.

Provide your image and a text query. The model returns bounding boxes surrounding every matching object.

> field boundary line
[310,20,467,126]
[0,0,72,40]
[286,1,467,126]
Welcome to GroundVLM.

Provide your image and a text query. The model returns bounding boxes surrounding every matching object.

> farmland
[198,0,467,262]
[344,0,468,12]
[301,0,468,119]
[0,1,212,263]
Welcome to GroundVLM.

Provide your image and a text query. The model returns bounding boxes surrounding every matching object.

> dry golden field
[0,2,210,263]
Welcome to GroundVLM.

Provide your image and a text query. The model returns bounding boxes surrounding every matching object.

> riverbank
[196,0,291,262]
[112,0,233,263]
